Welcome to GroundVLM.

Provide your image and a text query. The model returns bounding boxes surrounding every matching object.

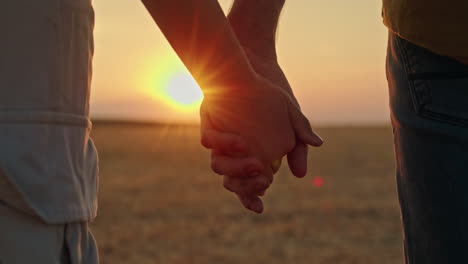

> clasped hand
[200,61,322,213]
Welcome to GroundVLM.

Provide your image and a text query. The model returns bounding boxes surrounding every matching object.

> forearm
[228,0,286,59]
[141,0,256,92]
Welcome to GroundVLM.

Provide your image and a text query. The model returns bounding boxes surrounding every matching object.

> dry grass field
[90,123,403,264]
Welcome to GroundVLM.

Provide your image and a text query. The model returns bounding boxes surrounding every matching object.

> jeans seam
[394,36,423,115]
[392,125,413,264]
[420,110,468,128]
[393,35,418,264]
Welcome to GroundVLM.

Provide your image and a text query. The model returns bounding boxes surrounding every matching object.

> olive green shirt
[382,0,468,64]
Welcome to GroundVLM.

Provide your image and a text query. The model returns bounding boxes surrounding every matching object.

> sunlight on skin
[139,51,262,131]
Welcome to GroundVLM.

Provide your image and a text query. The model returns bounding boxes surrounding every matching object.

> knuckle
[267,174,274,185]
[223,178,236,193]
[303,120,313,133]
[241,179,264,195]
[200,135,211,149]
[303,116,311,126]
[258,178,271,190]
[222,181,231,191]
[210,158,223,175]
[220,136,240,153]
[287,140,296,153]
[237,194,251,207]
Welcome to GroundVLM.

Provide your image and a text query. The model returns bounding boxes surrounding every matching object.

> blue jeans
[387,33,468,263]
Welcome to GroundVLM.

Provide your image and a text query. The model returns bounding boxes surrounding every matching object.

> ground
[90,123,403,264]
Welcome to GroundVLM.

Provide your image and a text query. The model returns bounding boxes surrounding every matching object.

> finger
[202,129,249,155]
[200,104,249,155]
[237,194,264,214]
[287,142,308,178]
[288,104,324,147]
[223,174,271,196]
[223,166,274,196]
[211,153,264,177]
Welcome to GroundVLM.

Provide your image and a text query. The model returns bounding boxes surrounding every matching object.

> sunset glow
[139,53,204,115]
[165,72,203,108]
[92,0,389,124]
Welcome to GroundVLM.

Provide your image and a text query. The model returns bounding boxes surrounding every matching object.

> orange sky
[91,0,389,125]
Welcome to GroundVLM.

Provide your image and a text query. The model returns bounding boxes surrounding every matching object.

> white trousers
[0,201,98,264]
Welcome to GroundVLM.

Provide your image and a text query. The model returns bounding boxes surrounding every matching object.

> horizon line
[91,118,391,128]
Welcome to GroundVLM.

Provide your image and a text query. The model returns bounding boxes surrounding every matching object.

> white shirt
[0,0,99,224]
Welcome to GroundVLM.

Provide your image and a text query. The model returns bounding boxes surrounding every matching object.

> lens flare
[312,176,324,187]
[141,54,204,113]
[165,72,203,107]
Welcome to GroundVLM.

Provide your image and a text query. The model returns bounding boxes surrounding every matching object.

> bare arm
[141,0,257,92]
[227,0,297,104]
[221,0,317,203]
[141,0,322,214]
[228,0,286,60]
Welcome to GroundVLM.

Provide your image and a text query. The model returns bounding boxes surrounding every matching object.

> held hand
[203,1,320,213]
[200,74,322,213]
[200,111,274,213]
[202,74,321,165]
[208,48,323,213]
[240,47,315,176]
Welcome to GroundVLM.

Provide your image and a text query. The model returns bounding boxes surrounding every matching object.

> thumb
[287,142,308,178]
[289,103,323,147]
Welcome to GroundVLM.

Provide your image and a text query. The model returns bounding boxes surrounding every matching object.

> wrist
[227,1,284,59]
[228,18,278,60]
[202,65,260,98]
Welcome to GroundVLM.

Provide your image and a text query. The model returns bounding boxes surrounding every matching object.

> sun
[141,54,204,113]
[165,72,203,107]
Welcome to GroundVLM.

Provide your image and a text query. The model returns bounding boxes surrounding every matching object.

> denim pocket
[410,77,468,127]
[395,35,468,127]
